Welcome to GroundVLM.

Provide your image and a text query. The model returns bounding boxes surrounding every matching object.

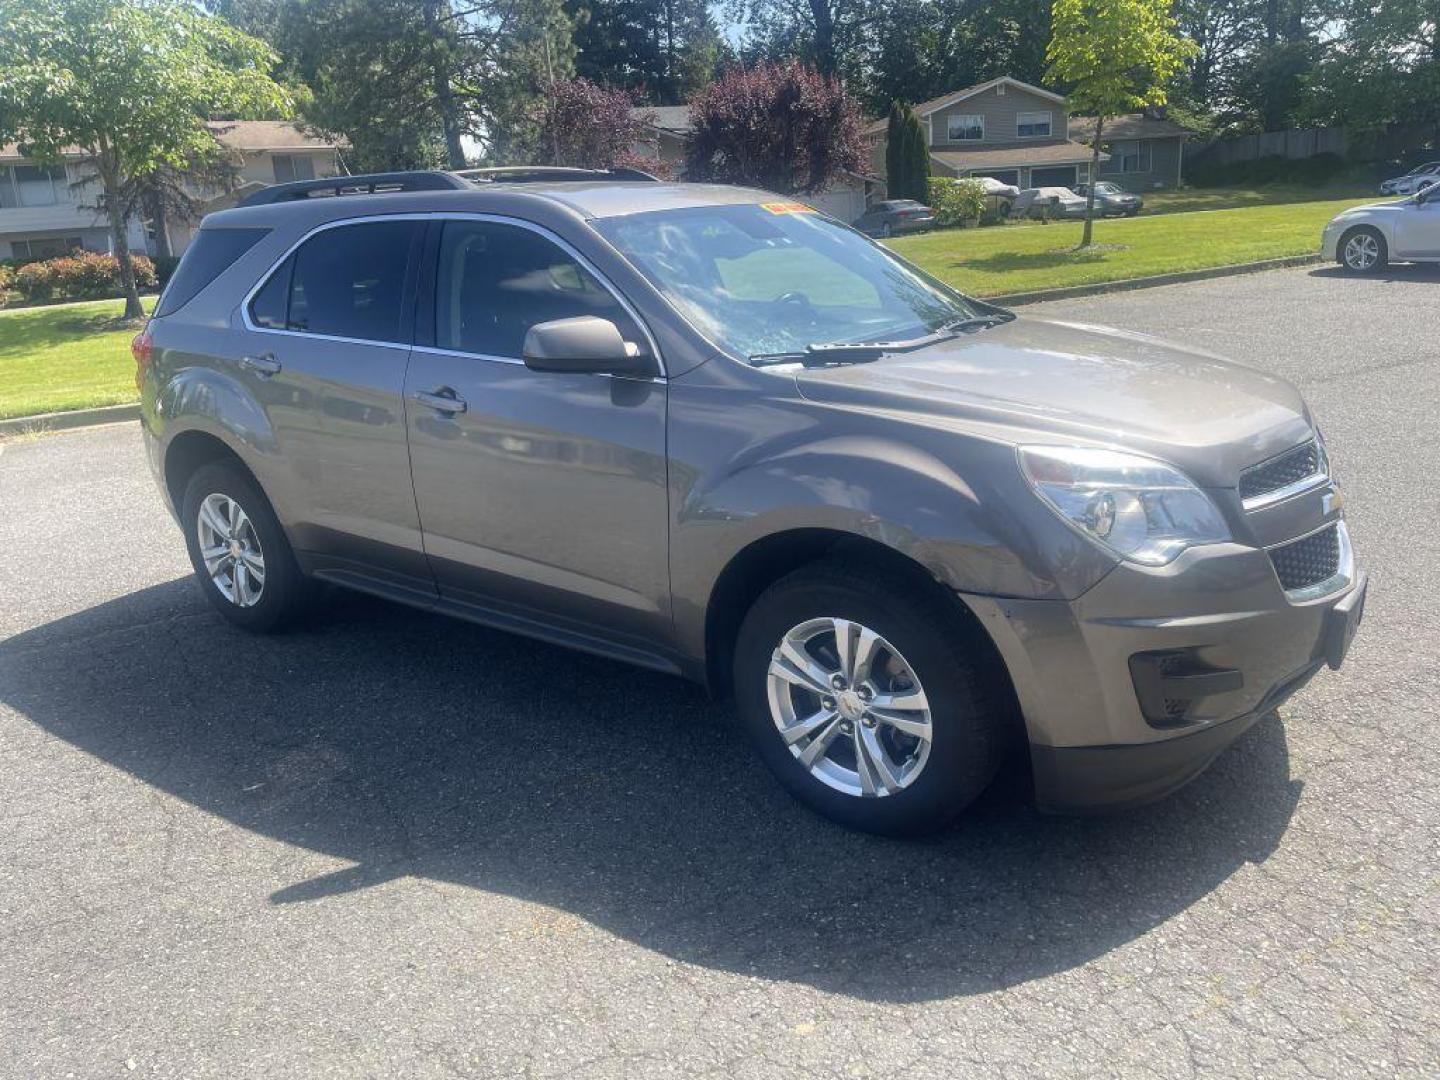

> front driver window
[435,220,641,358]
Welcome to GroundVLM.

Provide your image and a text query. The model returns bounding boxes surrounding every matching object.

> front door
[403,217,671,648]
[1396,195,1440,257]
[241,217,431,586]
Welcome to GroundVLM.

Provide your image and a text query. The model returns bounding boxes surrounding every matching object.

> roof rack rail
[237,170,473,207]
[452,166,660,184]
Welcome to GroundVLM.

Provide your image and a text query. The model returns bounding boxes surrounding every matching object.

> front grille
[1270,524,1341,592]
[1240,440,1321,504]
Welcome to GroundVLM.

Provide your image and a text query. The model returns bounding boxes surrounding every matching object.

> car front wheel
[733,559,1010,835]
[1339,227,1387,274]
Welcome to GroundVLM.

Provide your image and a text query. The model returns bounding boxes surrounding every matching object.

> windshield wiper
[748,312,1015,368]
[749,343,887,368]
[940,312,1015,333]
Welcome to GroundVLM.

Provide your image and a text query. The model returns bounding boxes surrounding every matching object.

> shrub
[1184,151,1352,188]
[15,260,56,302]
[9,251,157,303]
[927,177,988,227]
[0,262,14,306]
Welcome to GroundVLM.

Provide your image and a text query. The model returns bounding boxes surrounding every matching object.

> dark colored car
[135,169,1365,835]
[1074,182,1144,216]
[853,200,935,237]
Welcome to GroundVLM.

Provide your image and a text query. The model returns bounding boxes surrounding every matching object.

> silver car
[1013,186,1089,220]
[1379,162,1440,196]
[1323,185,1440,272]
[136,170,1366,834]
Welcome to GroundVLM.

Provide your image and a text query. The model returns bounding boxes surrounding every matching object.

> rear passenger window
[249,220,420,344]
[155,227,269,317]
[434,220,640,358]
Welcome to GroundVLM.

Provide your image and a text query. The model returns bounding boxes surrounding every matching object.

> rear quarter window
[154,227,270,317]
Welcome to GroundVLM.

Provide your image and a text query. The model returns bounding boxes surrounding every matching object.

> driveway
[2,265,1436,1078]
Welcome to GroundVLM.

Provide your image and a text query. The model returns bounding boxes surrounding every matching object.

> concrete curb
[988,253,1323,307]
[0,403,140,437]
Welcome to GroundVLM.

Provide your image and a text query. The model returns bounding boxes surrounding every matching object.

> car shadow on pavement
[0,579,1303,1004]
[1308,263,1440,285]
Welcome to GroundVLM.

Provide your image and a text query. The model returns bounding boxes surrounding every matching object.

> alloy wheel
[196,492,266,607]
[765,617,933,797]
[1344,232,1380,271]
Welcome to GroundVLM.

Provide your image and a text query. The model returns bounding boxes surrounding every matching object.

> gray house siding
[1094,135,1184,189]
[928,85,1068,151]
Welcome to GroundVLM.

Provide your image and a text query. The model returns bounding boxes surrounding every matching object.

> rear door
[240,217,431,587]
[403,216,671,647]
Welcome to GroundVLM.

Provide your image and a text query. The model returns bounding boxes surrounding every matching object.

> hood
[792,317,1312,488]
[1333,199,1410,218]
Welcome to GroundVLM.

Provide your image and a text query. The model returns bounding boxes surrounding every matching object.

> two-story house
[867,76,1191,192]
[0,120,343,262]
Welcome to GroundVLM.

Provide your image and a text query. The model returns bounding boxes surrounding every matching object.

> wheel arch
[701,528,1019,719]
[163,428,266,519]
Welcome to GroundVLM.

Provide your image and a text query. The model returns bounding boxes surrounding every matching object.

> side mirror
[522,316,649,376]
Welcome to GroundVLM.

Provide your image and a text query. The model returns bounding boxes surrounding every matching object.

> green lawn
[1139,184,1377,215]
[0,297,152,420]
[887,193,1381,297]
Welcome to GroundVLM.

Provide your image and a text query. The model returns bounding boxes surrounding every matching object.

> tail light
[132,326,153,390]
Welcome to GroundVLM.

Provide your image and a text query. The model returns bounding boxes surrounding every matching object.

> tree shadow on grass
[0,579,1303,1003]
[942,246,1118,276]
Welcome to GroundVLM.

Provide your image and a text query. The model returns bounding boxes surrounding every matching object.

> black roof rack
[237,170,473,207]
[453,166,660,184]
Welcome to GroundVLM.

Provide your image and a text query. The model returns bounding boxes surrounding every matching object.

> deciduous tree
[684,60,865,194]
[0,0,287,318]
[533,78,658,169]
[1046,0,1193,246]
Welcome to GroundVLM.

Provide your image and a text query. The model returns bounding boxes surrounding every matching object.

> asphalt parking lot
[2,263,1438,1079]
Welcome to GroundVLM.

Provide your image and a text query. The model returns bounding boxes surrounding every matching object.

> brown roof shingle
[930,140,1105,171]
[1068,114,1195,142]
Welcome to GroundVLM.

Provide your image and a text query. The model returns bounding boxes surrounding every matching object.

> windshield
[1095,183,1120,194]
[593,203,980,360]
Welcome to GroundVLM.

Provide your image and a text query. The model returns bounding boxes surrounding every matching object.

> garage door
[1030,166,1078,188]
[806,184,868,224]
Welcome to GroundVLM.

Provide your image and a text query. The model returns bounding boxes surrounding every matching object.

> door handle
[239,353,282,376]
[411,388,467,414]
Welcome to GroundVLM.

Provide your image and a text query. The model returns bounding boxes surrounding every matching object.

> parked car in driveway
[136,168,1366,835]
[1379,162,1440,196]
[1074,181,1144,216]
[971,176,1020,216]
[1013,186,1089,220]
[1324,184,1440,272]
[853,199,935,237]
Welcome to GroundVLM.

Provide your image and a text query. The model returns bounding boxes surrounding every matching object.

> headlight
[1019,446,1232,566]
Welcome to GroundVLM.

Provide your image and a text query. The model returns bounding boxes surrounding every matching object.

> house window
[946,114,984,141]
[10,236,84,259]
[272,154,317,183]
[1017,111,1052,138]
[1109,140,1152,173]
[0,164,67,208]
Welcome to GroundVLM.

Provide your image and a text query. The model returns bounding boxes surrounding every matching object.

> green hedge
[1184,152,1355,188]
[927,177,989,226]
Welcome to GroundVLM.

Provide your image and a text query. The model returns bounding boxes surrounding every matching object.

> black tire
[181,461,309,632]
[1124,208,1139,217]
[1000,200,1013,219]
[1338,226,1388,274]
[732,558,1011,835]
[880,222,893,238]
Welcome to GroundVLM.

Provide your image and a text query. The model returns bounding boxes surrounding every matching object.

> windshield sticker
[760,202,816,214]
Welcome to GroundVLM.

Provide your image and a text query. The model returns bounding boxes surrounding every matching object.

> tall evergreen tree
[568,0,722,103]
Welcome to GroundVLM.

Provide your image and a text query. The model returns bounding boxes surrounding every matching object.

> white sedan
[1323,187,1440,273]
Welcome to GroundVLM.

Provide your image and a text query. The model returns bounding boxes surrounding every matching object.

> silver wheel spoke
[869,687,929,713]
[239,550,265,579]
[781,708,838,746]
[199,501,231,540]
[856,725,901,795]
[872,709,931,741]
[771,639,835,696]
[798,714,845,768]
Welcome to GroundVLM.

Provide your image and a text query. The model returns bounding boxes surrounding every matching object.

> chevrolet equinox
[136,169,1367,834]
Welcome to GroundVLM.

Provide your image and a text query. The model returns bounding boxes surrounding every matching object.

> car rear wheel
[879,222,893,238]
[1339,227,1387,274]
[732,559,1010,835]
[181,461,309,632]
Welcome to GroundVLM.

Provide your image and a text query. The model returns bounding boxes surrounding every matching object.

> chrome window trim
[1265,519,1354,603]
[238,211,667,377]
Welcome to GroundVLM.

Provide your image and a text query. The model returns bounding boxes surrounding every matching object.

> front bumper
[961,525,1365,812]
